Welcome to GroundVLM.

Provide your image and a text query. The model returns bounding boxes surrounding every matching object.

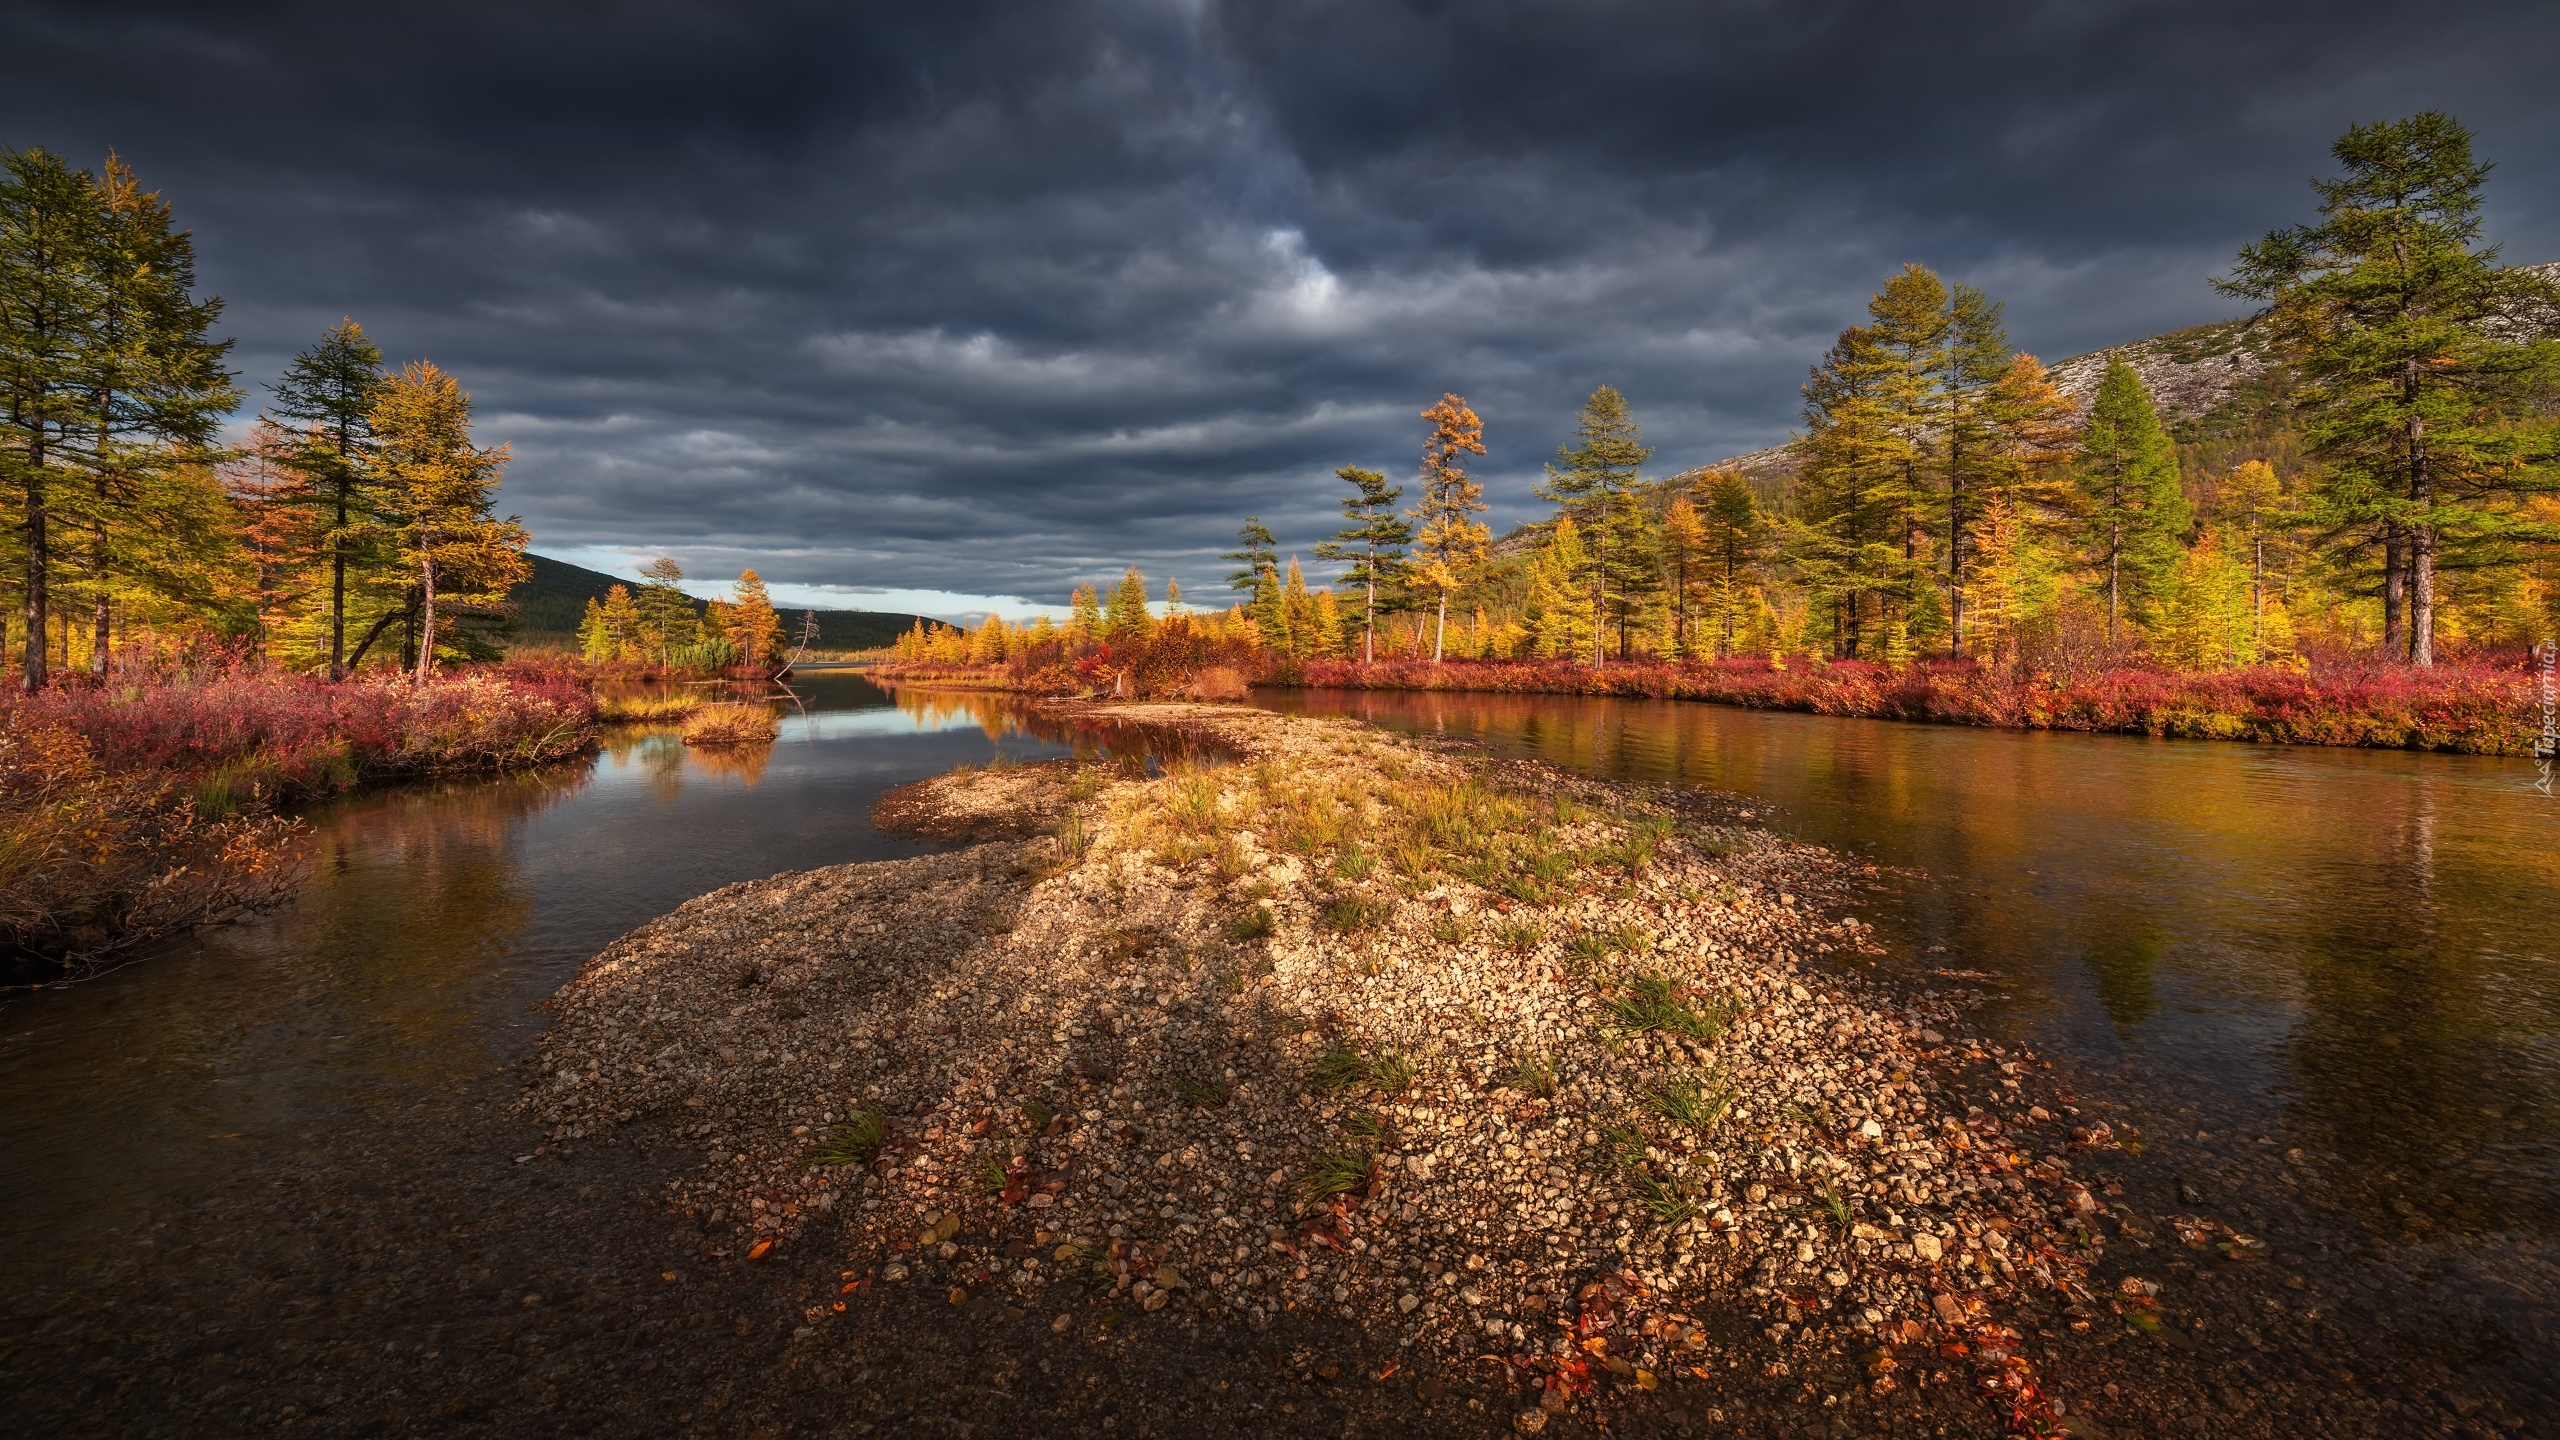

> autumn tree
[269,319,386,678]
[367,361,524,678]
[2219,111,2560,665]
[578,583,643,662]
[1221,516,1283,643]
[1313,466,1411,663]
[1407,393,1489,662]
[225,419,323,651]
[2074,361,2191,642]
[728,569,782,669]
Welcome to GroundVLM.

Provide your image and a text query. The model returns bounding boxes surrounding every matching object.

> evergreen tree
[1104,566,1154,645]
[634,555,697,664]
[1408,392,1489,662]
[1221,518,1285,642]
[368,361,524,678]
[1068,583,1102,645]
[1699,470,1765,658]
[2219,111,2560,665]
[74,154,237,675]
[2074,361,2191,642]
[270,319,385,678]
[1536,386,1651,664]
[1313,465,1411,663]
[0,148,101,691]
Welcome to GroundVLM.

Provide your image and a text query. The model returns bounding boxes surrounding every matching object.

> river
[4,676,2553,1433]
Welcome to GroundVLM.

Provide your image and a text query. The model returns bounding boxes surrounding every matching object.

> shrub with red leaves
[1285,655,2538,754]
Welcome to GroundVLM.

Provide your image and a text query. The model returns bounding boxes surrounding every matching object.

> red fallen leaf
[1373,1360,1399,1381]
[746,1239,773,1261]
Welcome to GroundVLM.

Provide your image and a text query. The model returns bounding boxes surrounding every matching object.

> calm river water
[0,675,1104,1262]
[5,675,2554,1434]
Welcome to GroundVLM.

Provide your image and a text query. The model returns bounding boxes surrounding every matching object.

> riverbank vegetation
[0,656,596,969]
[881,114,2557,753]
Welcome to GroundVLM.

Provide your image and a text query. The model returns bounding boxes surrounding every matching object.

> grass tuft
[1322,893,1392,932]
[1307,1040,1367,1093]
[1175,1076,1231,1109]
[1503,1049,1558,1098]
[807,1109,887,1167]
[1226,905,1276,942]
[1609,973,1737,1041]
[1298,1148,1373,1201]
[1369,1050,1417,1094]
[1638,1074,1735,1131]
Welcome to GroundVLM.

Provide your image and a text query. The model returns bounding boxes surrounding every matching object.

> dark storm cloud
[6,0,2556,612]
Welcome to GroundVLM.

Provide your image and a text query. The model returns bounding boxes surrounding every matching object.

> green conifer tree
[2074,360,2191,642]
[2219,111,2560,665]
[1536,387,1651,664]
[270,319,386,678]
[1313,466,1412,663]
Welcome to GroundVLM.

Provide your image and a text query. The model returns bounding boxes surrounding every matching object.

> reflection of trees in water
[599,726,773,794]
[191,765,595,1088]
[877,685,1225,768]
[2276,779,2559,1238]
[1275,686,2560,1242]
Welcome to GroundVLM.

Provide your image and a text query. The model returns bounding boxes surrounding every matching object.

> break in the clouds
[6,1,2557,618]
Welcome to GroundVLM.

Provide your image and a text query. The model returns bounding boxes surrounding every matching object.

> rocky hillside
[1675,258,2558,498]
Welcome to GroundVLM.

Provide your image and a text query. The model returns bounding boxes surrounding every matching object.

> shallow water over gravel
[0,675,1088,1271]
[1260,686,2560,1428]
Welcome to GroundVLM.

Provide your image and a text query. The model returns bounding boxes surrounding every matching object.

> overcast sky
[8,1,2557,618]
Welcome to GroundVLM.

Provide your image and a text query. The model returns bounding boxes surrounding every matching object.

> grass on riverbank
[1,659,600,971]
[680,702,780,747]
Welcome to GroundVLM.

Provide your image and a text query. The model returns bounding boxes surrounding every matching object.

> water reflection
[0,673,1077,1262]
[1260,687,2560,1240]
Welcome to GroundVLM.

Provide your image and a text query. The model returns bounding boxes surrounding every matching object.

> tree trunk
[2382,532,2405,657]
[21,456,47,692]
[330,480,349,680]
[414,541,438,681]
[2252,535,2265,644]
[1433,592,1446,664]
[2407,368,2433,668]
[2106,517,2122,646]
[89,518,109,678]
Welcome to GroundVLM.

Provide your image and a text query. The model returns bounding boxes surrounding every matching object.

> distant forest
[512,553,923,653]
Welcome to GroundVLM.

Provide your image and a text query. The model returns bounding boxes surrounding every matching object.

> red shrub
[1284,655,2537,754]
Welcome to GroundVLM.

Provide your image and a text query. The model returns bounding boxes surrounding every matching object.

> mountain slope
[1676,258,2558,499]
[507,553,928,651]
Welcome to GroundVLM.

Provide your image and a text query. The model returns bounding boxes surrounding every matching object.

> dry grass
[597,689,707,723]
[681,702,780,748]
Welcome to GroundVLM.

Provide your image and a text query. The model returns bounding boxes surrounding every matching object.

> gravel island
[527,704,2146,1435]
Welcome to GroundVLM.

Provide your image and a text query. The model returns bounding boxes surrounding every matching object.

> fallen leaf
[745,1239,773,1262]
[1634,1368,1657,1390]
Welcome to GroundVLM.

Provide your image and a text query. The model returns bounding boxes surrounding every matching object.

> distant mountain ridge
[507,553,929,651]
